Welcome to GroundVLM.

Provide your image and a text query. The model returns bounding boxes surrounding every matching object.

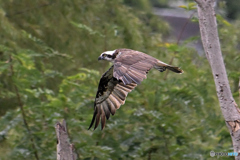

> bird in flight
[88,48,183,130]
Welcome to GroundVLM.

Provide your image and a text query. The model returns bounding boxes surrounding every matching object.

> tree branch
[195,0,240,158]
[55,120,77,160]
[163,10,196,80]
[9,56,39,160]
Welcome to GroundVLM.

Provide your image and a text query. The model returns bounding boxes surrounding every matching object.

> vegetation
[0,0,239,159]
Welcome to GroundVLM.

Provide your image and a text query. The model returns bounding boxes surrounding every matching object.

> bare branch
[9,56,39,160]
[164,11,196,80]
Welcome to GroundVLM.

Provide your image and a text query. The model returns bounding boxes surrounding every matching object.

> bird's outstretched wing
[113,50,157,85]
[88,65,137,130]
[113,50,183,85]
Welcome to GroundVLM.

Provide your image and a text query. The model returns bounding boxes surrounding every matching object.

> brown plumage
[88,49,183,130]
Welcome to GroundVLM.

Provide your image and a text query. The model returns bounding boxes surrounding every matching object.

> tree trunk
[195,0,240,158]
[55,120,77,160]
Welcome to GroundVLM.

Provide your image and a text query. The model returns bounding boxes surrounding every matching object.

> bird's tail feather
[166,66,183,73]
[155,60,183,74]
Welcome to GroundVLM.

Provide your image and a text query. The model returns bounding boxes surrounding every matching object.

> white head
[98,50,117,62]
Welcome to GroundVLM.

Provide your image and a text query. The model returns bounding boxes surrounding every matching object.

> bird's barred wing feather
[113,50,157,85]
[88,65,137,130]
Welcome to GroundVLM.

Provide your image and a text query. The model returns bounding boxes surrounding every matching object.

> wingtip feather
[88,108,98,130]
[94,112,101,130]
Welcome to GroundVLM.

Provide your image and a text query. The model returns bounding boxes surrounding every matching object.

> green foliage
[225,0,240,19]
[179,2,197,11]
[0,1,239,160]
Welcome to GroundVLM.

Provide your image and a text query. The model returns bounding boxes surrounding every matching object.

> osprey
[88,48,183,130]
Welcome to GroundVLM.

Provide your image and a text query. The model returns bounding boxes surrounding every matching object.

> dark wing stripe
[120,83,136,90]
[112,90,123,101]
[117,84,132,92]
[126,72,144,82]
[115,85,128,95]
[123,75,132,84]
[129,67,147,75]
[113,88,126,101]
[108,94,121,108]
[94,107,101,130]
[122,75,131,85]
[129,68,146,77]
[118,65,128,74]
[114,70,122,80]
[111,92,124,106]
[102,101,110,120]
[115,86,127,97]
[105,99,116,115]
[100,107,106,129]
[127,71,143,84]
[131,62,152,71]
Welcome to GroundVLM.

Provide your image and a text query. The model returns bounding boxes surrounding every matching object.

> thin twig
[177,11,197,45]
[161,128,171,160]
[104,27,107,51]
[9,56,39,160]
[148,149,152,160]
[163,11,196,80]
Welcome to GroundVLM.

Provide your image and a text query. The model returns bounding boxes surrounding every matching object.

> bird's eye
[103,54,106,57]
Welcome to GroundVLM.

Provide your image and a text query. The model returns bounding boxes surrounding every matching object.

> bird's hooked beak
[98,56,103,61]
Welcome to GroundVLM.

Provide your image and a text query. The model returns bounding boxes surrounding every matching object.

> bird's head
[98,49,119,62]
